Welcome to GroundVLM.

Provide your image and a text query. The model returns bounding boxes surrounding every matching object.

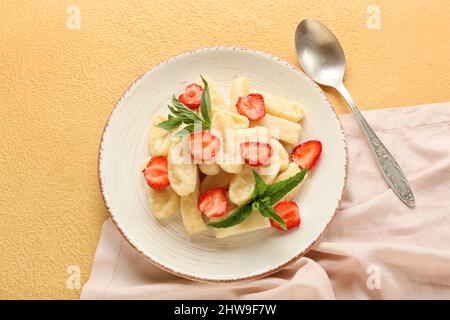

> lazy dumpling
[148,114,174,157]
[148,186,180,220]
[211,109,249,174]
[180,177,208,235]
[228,166,255,206]
[168,140,198,196]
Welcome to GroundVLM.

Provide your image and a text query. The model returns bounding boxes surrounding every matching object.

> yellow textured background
[1,0,449,299]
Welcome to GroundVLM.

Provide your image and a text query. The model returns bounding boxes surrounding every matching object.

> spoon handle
[336,84,415,207]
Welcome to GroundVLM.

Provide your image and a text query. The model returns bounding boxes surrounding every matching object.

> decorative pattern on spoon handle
[337,84,415,207]
[359,116,416,206]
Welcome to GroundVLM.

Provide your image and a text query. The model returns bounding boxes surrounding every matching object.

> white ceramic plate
[99,47,347,282]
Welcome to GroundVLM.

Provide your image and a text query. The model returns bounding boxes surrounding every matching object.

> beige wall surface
[1,1,449,299]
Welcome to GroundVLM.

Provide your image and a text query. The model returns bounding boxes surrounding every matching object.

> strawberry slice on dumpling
[188,131,221,162]
[236,93,266,121]
[143,156,170,189]
[178,83,204,109]
[198,187,228,218]
[240,141,272,167]
[271,201,301,230]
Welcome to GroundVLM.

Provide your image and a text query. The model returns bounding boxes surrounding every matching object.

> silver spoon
[295,18,415,207]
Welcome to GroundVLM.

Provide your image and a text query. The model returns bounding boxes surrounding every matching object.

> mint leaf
[208,169,305,231]
[157,94,209,132]
[254,201,270,217]
[207,203,253,228]
[260,196,271,207]
[252,169,268,199]
[259,204,287,230]
[156,117,183,130]
[208,169,306,230]
[174,124,195,137]
[254,199,287,230]
[264,169,307,205]
[168,104,178,115]
[172,96,203,122]
[200,76,212,126]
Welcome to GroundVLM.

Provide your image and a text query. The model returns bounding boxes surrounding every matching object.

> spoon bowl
[295,19,346,87]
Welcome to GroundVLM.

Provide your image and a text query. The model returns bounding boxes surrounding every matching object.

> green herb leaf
[174,124,195,137]
[208,169,307,230]
[200,76,212,126]
[253,201,268,217]
[260,196,271,207]
[252,200,261,212]
[207,167,308,231]
[252,169,268,199]
[207,203,253,228]
[259,203,287,230]
[172,96,203,122]
[264,169,307,205]
[156,117,183,130]
[168,103,179,116]
[157,93,211,133]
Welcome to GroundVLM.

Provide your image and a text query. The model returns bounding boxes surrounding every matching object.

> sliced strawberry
[236,93,266,121]
[271,201,301,230]
[143,156,170,189]
[188,131,221,162]
[198,187,227,218]
[240,141,272,166]
[291,140,322,170]
[178,83,204,109]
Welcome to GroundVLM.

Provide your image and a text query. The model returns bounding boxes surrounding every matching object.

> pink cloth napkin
[81,102,450,300]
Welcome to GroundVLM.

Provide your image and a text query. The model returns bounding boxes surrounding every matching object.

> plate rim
[97,46,348,283]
